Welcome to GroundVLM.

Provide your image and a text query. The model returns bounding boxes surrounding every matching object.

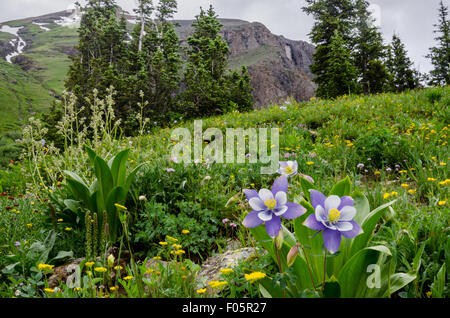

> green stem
[299,243,317,291]
[322,249,327,293]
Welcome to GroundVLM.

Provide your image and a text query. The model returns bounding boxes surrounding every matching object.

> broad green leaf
[94,156,114,211]
[430,264,446,298]
[349,199,397,257]
[63,199,81,213]
[123,163,146,198]
[258,278,284,298]
[84,146,98,166]
[105,186,126,243]
[329,176,351,197]
[380,272,417,298]
[110,149,130,186]
[338,245,391,298]
[65,179,92,211]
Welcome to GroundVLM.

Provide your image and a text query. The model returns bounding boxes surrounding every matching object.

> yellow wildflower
[383,193,390,199]
[219,268,234,275]
[44,288,55,293]
[438,201,446,206]
[182,229,190,234]
[244,272,267,282]
[123,276,133,280]
[196,288,207,294]
[114,203,127,210]
[85,262,95,268]
[38,264,54,271]
[94,267,107,273]
[159,241,168,246]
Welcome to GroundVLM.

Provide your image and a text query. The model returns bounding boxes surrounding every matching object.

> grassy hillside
[0,86,448,298]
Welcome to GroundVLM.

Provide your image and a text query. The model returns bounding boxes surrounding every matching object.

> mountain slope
[0,7,316,126]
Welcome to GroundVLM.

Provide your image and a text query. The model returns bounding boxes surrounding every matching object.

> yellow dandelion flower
[166,235,178,242]
[244,272,267,282]
[153,256,162,260]
[94,267,107,273]
[38,264,54,271]
[401,184,409,188]
[408,189,416,194]
[44,288,55,293]
[159,241,168,246]
[85,262,95,268]
[123,276,133,281]
[306,161,314,166]
[26,223,32,228]
[182,229,190,234]
[428,178,436,181]
[65,227,72,231]
[438,201,446,206]
[219,268,234,275]
[440,162,446,166]
[114,265,123,270]
[391,191,398,196]
[383,193,390,199]
[374,171,381,176]
[57,219,63,222]
[196,288,207,294]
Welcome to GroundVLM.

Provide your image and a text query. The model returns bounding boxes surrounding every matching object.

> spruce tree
[65,0,129,121]
[302,0,358,98]
[427,0,450,86]
[352,0,388,94]
[183,5,252,117]
[321,30,358,98]
[386,34,420,92]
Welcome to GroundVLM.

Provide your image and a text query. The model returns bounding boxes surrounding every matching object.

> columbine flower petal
[274,191,287,207]
[242,211,264,228]
[338,196,354,210]
[339,206,356,221]
[310,189,326,210]
[258,189,274,202]
[334,221,353,232]
[315,205,327,223]
[303,214,326,230]
[282,202,307,219]
[258,210,273,221]
[265,215,281,237]
[340,220,363,238]
[324,195,341,211]
[323,228,341,254]
[273,205,288,216]
[249,197,266,211]
[243,189,258,201]
[271,175,288,195]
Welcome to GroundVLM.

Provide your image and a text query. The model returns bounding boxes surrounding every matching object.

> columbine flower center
[285,166,294,175]
[265,198,277,210]
[328,208,340,223]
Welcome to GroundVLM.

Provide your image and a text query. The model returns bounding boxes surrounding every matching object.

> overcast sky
[1,0,448,73]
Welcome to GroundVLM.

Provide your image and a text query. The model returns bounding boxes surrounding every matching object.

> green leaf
[94,156,114,212]
[381,272,417,298]
[105,186,127,242]
[329,176,351,196]
[110,148,130,186]
[338,245,391,298]
[52,250,74,262]
[323,277,341,298]
[430,264,446,298]
[349,199,397,257]
[258,277,284,298]
[299,176,316,202]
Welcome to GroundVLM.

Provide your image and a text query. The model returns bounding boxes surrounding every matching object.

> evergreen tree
[427,0,450,86]
[386,34,420,92]
[321,30,358,98]
[65,0,129,120]
[302,0,358,98]
[352,0,388,94]
[183,5,252,117]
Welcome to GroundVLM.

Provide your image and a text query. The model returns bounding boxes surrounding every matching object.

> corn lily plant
[62,146,144,243]
[242,176,418,298]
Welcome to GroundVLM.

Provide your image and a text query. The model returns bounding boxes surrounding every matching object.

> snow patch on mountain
[1,25,27,63]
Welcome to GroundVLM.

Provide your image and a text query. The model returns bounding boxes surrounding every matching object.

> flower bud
[108,254,115,268]
[287,244,299,267]
[275,229,284,250]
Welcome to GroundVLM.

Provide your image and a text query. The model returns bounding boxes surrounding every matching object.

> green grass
[0,60,54,135]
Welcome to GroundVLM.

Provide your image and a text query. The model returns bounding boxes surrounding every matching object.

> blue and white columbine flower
[277,161,298,177]
[303,190,363,254]
[242,175,306,237]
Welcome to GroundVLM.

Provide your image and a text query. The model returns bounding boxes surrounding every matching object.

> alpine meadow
[0,0,448,304]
